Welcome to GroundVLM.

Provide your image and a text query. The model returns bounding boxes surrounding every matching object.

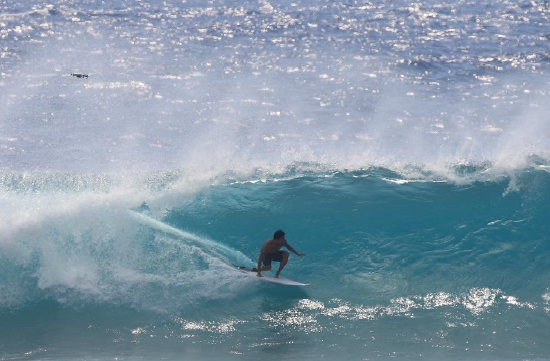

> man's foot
[275,273,280,278]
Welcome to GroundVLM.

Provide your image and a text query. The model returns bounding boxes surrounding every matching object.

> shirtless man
[251,230,305,278]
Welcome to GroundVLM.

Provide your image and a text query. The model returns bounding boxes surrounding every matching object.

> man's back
[261,238,285,254]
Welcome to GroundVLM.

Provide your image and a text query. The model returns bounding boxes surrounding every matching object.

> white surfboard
[237,266,309,286]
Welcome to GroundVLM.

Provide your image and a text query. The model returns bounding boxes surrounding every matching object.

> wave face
[1,0,550,359]
[1,168,550,360]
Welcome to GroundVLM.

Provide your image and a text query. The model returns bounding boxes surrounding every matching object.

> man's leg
[275,252,289,278]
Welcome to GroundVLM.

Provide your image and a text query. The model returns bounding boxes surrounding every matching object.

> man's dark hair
[273,230,286,239]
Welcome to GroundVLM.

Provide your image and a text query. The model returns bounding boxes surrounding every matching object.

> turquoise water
[1,167,550,360]
[1,0,550,359]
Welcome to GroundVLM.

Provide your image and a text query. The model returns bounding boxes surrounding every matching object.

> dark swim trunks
[263,251,285,266]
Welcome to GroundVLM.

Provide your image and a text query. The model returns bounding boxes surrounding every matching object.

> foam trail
[129,211,254,268]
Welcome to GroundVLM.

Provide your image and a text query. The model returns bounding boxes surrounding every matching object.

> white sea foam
[0,171,256,310]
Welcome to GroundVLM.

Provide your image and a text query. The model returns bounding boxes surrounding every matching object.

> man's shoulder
[261,239,274,248]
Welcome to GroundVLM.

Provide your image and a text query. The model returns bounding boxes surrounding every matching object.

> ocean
[1,0,550,360]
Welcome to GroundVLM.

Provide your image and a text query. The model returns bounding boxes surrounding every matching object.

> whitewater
[1,0,550,360]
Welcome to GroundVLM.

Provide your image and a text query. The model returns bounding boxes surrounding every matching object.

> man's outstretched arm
[285,242,305,257]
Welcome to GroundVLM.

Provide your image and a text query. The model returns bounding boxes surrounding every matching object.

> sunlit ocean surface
[1,0,550,360]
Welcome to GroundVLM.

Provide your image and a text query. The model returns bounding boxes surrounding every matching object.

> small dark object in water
[71,73,88,78]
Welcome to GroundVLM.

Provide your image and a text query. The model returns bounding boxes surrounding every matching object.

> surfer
[252,230,305,278]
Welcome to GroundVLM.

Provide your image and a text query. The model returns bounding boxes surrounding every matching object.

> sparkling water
[1,0,550,359]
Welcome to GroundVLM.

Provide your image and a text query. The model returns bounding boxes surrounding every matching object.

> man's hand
[297,252,306,257]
